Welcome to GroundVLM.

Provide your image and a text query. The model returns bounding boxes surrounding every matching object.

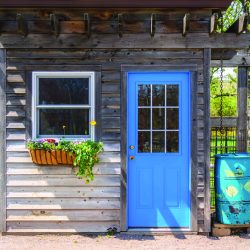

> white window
[32,72,95,140]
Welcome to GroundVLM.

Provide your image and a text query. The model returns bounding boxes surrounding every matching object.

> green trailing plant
[27,139,103,183]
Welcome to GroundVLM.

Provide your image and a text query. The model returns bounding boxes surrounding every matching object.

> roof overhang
[0,0,232,9]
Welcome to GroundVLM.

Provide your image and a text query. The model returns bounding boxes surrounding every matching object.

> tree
[210,68,237,117]
[221,0,250,32]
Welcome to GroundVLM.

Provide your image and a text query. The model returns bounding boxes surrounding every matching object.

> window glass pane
[152,108,165,130]
[39,109,89,136]
[39,78,89,105]
[138,84,151,106]
[138,108,150,130]
[167,85,179,106]
[167,108,179,129]
[152,85,165,106]
[152,132,165,152]
[166,132,179,152]
[138,132,150,152]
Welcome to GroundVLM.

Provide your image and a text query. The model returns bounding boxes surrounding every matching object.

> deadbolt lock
[129,145,135,150]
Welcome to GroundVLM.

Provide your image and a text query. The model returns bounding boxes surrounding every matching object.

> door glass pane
[138,108,150,129]
[39,109,89,136]
[152,85,165,106]
[166,132,179,152]
[39,78,89,105]
[152,108,165,130]
[167,108,179,129]
[138,132,151,153]
[138,85,151,106]
[167,85,178,106]
[152,132,165,152]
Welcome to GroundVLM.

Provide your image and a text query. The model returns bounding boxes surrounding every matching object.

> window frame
[32,71,95,140]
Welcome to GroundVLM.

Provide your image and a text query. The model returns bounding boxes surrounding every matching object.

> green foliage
[27,139,103,182]
[210,68,237,117]
[72,140,103,183]
[220,0,250,32]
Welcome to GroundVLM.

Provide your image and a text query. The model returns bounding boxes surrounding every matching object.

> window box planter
[27,139,103,182]
[29,149,75,165]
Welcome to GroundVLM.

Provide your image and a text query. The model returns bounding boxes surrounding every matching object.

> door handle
[130,156,135,160]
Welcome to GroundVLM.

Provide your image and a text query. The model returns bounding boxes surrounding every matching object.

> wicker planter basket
[29,149,75,165]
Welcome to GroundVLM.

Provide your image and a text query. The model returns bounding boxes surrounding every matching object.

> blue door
[128,72,191,228]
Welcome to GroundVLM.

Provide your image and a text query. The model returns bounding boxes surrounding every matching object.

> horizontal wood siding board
[7,163,121,175]
[7,210,120,221]
[7,186,120,198]
[0,1,232,8]
[7,221,120,233]
[1,34,249,49]
[7,198,120,210]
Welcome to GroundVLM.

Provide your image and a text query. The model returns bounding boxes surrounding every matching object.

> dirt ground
[0,233,249,250]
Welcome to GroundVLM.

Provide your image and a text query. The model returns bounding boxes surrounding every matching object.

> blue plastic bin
[215,153,250,225]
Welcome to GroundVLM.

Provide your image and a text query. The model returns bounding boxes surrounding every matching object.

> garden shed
[0,0,249,233]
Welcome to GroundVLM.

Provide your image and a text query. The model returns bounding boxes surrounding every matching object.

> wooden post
[203,48,211,233]
[0,49,6,233]
[236,66,248,152]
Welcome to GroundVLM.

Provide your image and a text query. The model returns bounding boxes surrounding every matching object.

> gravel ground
[0,233,249,250]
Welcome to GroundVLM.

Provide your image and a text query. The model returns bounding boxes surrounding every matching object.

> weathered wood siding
[0,8,215,233]
[4,48,209,232]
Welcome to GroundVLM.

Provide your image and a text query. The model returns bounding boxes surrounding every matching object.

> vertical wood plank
[203,48,211,233]
[0,49,6,233]
[191,71,198,232]
[237,66,248,152]
[120,70,127,231]
[95,71,102,141]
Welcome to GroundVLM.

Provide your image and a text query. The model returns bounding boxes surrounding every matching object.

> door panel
[127,72,191,228]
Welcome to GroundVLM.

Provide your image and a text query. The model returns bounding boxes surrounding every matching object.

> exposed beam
[237,13,248,34]
[50,13,60,37]
[117,13,123,38]
[210,13,219,34]
[16,13,28,37]
[182,13,190,37]
[226,13,248,34]
[0,33,249,49]
[150,13,156,37]
[211,50,250,67]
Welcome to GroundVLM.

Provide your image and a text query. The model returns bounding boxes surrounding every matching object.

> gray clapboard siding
[7,221,120,233]
[7,175,120,187]
[5,47,208,233]
[7,186,120,198]
[7,163,121,175]
[7,210,120,221]
[7,198,120,210]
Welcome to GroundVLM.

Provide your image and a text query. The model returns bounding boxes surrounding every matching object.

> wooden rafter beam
[226,13,248,34]
[210,13,219,34]
[182,13,190,37]
[16,13,28,36]
[117,13,123,38]
[150,13,156,37]
[0,33,249,49]
[237,13,248,34]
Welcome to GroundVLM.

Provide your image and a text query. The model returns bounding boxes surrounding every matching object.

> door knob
[130,156,135,160]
